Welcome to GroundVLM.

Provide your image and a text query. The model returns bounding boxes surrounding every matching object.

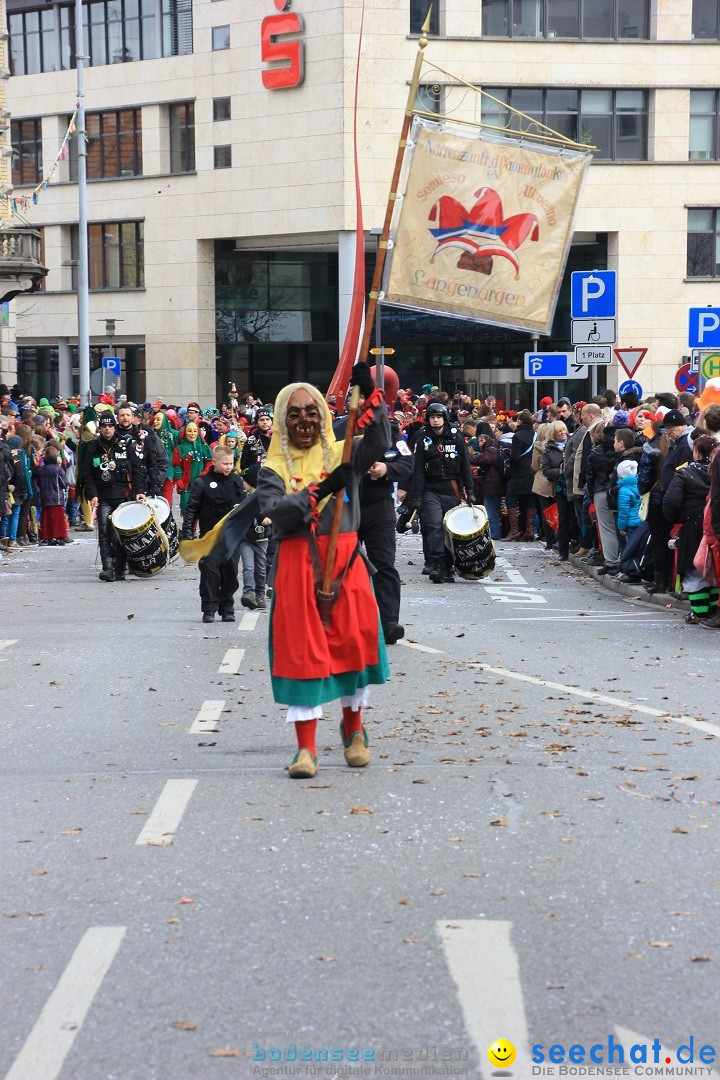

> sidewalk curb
[568,553,690,613]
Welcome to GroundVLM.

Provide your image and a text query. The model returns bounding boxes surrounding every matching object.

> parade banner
[382,118,591,336]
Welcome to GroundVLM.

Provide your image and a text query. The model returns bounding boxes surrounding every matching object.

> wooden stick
[322,385,361,596]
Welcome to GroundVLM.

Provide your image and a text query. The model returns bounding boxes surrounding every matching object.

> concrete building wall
[5,0,720,398]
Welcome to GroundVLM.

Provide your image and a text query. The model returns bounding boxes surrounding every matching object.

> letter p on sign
[689,307,720,348]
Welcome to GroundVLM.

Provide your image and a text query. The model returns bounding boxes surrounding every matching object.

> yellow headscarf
[264,382,343,494]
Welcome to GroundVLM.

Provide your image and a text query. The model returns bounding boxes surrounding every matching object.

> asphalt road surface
[1,528,719,1080]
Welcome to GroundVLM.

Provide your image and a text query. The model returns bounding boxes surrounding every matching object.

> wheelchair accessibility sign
[571,319,616,345]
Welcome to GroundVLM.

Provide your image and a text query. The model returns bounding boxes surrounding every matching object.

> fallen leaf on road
[179,897,195,904]
[27,911,44,917]
[127,613,134,620]
[350,806,374,815]
[402,938,421,944]
[691,955,711,963]
[317,955,335,962]
[412,779,428,785]
[300,784,331,789]
[60,828,82,836]
[672,827,689,834]
[171,1020,197,1031]
[167,917,180,924]
[648,940,671,948]
[398,897,410,905]
[31,869,47,877]
[463,873,482,878]
[430,890,445,896]
[147,838,172,847]
[446,836,463,842]
[490,818,509,827]
[210,1050,239,1057]
[668,911,696,916]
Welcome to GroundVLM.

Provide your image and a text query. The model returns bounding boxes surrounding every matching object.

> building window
[213,97,231,121]
[410,1,439,34]
[482,86,648,160]
[693,1,720,38]
[214,145,232,169]
[687,209,720,277]
[9,9,59,75]
[9,0,192,73]
[170,102,195,172]
[68,108,142,180]
[212,24,229,50]
[690,90,719,160]
[11,119,43,185]
[482,0,648,39]
[72,221,144,289]
[415,83,443,114]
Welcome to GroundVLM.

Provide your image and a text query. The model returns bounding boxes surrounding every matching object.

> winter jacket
[663,460,711,577]
[506,422,535,496]
[585,434,618,498]
[564,423,587,498]
[473,440,506,497]
[181,468,250,539]
[408,422,474,504]
[531,439,553,498]
[36,462,67,507]
[360,438,414,507]
[616,474,643,530]
[711,451,720,545]
[81,432,147,502]
[541,441,567,493]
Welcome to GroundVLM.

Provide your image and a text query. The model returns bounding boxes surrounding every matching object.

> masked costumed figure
[153,410,179,504]
[256,363,391,779]
[173,420,213,513]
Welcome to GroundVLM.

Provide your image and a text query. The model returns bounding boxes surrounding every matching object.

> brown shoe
[340,722,371,768]
[698,612,720,630]
[288,748,318,778]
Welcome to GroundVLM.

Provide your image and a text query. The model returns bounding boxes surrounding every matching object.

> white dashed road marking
[397,640,445,654]
[438,919,530,1080]
[5,926,126,1080]
[189,700,225,733]
[218,646,245,674]
[135,779,198,846]
[238,610,260,631]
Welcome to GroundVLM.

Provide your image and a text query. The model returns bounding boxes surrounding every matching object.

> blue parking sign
[102,356,122,377]
[571,271,617,319]
[688,307,720,349]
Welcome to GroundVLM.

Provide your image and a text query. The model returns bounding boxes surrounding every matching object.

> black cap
[98,413,116,427]
[662,409,687,427]
[426,402,448,417]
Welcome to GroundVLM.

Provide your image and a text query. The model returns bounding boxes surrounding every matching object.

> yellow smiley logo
[488,1039,516,1069]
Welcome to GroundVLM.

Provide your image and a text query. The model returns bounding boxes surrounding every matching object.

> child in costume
[173,420,213,513]
[256,362,390,779]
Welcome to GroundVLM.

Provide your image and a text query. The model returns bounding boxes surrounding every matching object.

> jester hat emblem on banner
[428,186,539,277]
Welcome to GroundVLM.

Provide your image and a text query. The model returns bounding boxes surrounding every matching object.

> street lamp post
[75,0,90,405]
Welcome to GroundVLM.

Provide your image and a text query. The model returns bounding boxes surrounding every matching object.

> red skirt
[271,533,379,681]
[40,505,68,541]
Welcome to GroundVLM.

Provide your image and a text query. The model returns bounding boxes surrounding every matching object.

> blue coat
[616,474,642,530]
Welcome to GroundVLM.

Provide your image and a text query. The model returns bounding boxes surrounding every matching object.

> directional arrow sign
[614,347,647,378]
[570,363,589,378]
[524,352,569,379]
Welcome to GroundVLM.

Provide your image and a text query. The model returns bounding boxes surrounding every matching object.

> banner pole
[358,6,432,366]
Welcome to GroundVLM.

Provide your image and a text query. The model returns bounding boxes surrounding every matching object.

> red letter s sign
[261,12,305,90]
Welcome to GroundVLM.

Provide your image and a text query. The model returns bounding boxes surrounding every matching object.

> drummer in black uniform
[405,402,475,584]
[82,412,147,581]
[358,419,414,645]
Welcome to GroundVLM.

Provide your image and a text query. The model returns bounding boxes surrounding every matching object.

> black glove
[350,362,375,399]
[314,462,353,501]
[396,504,413,534]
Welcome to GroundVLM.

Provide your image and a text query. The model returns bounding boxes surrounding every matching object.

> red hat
[539,396,553,408]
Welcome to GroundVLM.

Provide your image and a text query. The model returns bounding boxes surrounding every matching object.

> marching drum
[146,495,179,561]
[443,503,496,579]
[110,501,168,577]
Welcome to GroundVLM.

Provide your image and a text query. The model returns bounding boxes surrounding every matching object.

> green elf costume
[173,421,212,512]
[153,411,179,504]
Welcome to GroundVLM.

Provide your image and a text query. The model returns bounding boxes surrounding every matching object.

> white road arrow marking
[437,919,530,1080]
[0,639,18,650]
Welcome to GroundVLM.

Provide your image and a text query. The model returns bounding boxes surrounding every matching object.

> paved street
[1,531,719,1080]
